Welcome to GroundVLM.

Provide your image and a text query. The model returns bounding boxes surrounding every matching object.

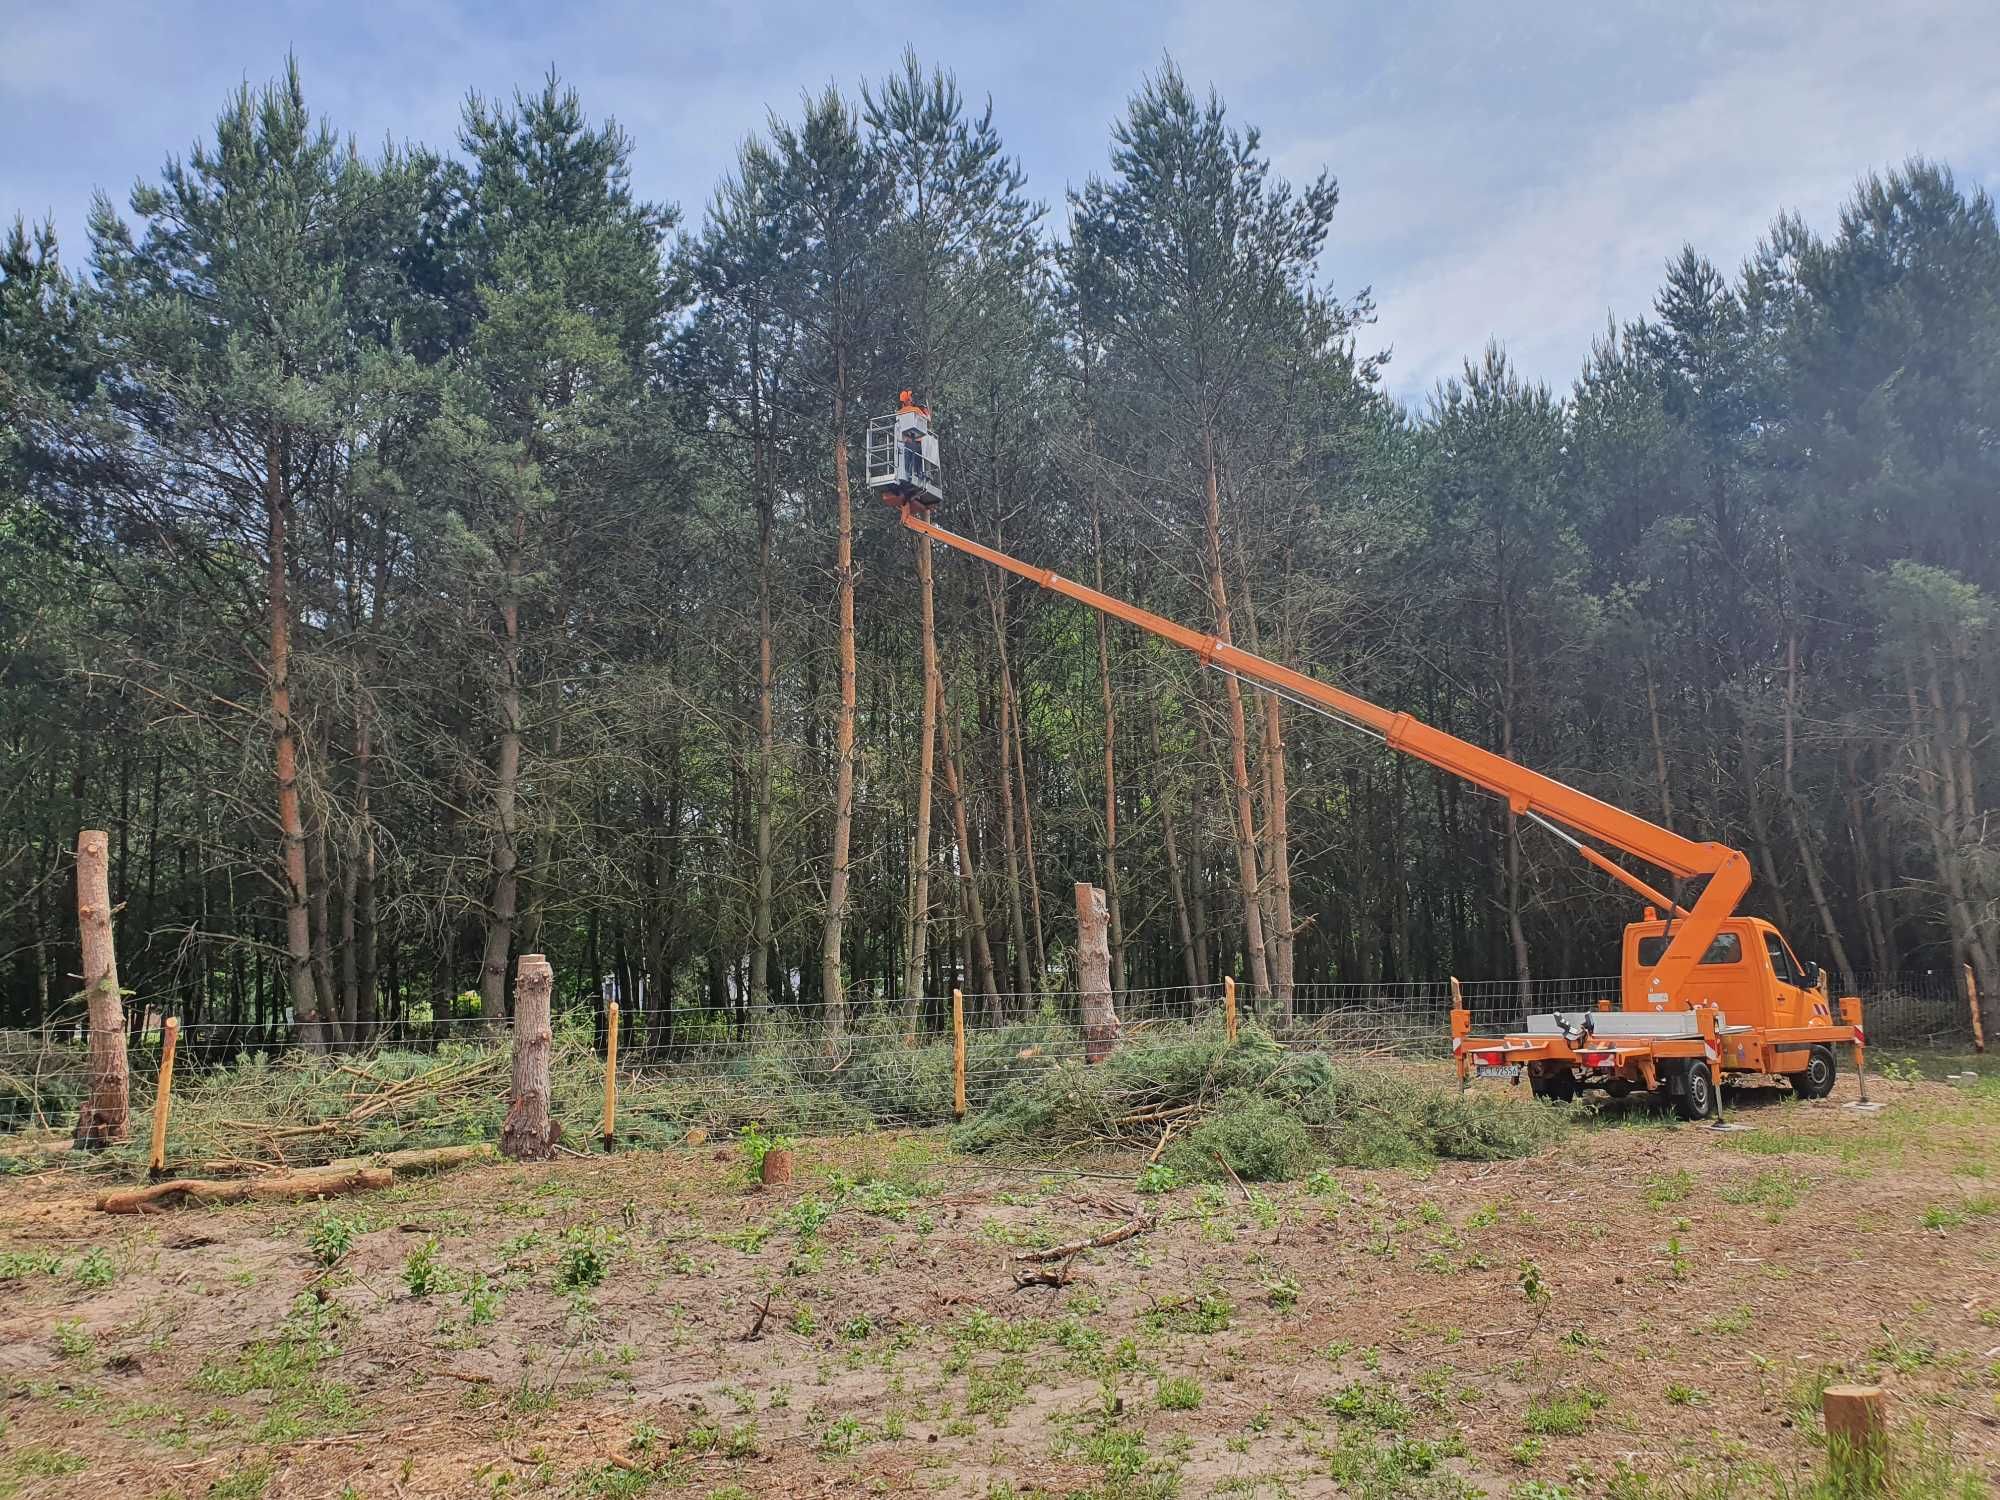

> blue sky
[4,0,1996,404]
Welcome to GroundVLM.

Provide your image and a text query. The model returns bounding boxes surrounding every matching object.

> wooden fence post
[148,1017,179,1177]
[601,1001,620,1150]
[74,830,130,1149]
[952,988,967,1121]
[1076,882,1118,1064]
[500,954,560,1161]
[1822,1384,1888,1492]
[1966,964,1986,1054]
[1223,976,1238,1046]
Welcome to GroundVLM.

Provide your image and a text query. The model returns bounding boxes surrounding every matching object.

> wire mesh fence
[2,969,1981,1151]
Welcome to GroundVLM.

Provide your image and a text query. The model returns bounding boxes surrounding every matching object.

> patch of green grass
[402,1238,445,1297]
[1641,1169,1694,1208]
[1145,1292,1232,1335]
[72,1247,117,1289]
[6,1447,88,1479]
[206,1462,273,1500]
[51,1318,95,1363]
[1155,1376,1203,1411]
[1326,1379,1412,1432]
[1664,1383,1704,1407]
[1919,1204,1965,1231]
[307,1209,367,1267]
[556,1228,612,1290]
[1135,1162,1184,1194]
[1523,1386,1608,1436]
[0,1248,63,1281]
[965,1357,1029,1423]
[1718,1169,1810,1215]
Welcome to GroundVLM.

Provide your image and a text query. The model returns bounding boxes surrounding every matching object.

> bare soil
[2,1064,1996,1499]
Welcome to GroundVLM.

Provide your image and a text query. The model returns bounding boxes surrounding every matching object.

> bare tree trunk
[1076,882,1118,1063]
[1235,550,1294,1026]
[939,682,998,1000]
[74,830,130,1148]
[1006,657,1046,982]
[1088,504,1128,993]
[479,513,525,1029]
[1500,597,1531,1010]
[1147,699,1202,991]
[499,953,559,1161]
[1842,742,1893,975]
[904,534,940,1016]
[1781,633,1856,981]
[1199,426,1271,998]
[987,581,1032,997]
[352,684,378,1035]
[1643,654,1674,824]
[266,438,324,1051]
[309,817,338,1044]
[821,382,857,1041]
[751,337,777,1017]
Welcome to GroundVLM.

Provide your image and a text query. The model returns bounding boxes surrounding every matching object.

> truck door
[1760,931,1809,1026]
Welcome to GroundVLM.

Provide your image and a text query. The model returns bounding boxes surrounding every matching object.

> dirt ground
[2,1061,1996,1499]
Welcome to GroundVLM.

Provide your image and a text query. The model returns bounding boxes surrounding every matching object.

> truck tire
[1673,1060,1717,1121]
[1787,1044,1837,1100]
[1529,1066,1578,1103]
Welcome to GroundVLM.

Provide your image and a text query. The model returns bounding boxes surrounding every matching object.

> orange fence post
[952,989,967,1121]
[1965,964,1985,1055]
[1449,979,1470,1092]
[601,1001,620,1150]
[147,1017,179,1177]
[1223,977,1238,1046]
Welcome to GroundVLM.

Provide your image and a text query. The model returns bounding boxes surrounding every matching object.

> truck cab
[1619,914,1836,1035]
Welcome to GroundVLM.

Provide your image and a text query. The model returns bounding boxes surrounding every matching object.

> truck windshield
[1763,932,1805,985]
[1635,932,1741,968]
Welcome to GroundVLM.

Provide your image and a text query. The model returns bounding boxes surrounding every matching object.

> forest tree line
[2,55,1997,1046]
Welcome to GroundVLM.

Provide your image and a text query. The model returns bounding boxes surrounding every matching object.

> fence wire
[1,969,1980,1147]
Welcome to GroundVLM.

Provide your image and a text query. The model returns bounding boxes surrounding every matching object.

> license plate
[1476,1064,1522,1080]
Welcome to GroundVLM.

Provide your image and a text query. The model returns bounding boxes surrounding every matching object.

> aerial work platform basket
[865,391,942,507]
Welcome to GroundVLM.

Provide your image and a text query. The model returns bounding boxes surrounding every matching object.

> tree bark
[904,533,940,1015]
[1200,425,1271,998]
[73,830,130,1149]
[1076,882,1118,1063]
[820,379,856,1040]
[266,433,324,1050]
[750,331,777,1016]
[1147,699,1202,991]
[500,952,559,1161]
[987,581,1033,998]
[1088,504,1128,994]
[939,682,999,1000]
[1235,548,1294,1025]
[478,513,525,1030]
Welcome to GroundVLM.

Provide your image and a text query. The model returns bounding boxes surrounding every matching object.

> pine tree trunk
[1089,504,1128,994]
[499,953,560,1160]
[1235,549,1294,1025]
[309,818,338,1045]
[265,435,324,1051]
[1199,426,1270,998]
[1147,699,1202,991]
[821,379,857,1040]
[987,583,1032,998]
[479,508,526,1029]
[904,534,940,1016]
[1006,658,1046,983]
[751,332,777,1017]
[939,683,998,1000]
[73,830,130,1148]
[352,686,378,1035]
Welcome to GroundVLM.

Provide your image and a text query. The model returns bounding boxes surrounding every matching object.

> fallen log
[334,1143,496,1176]
[1013,1212,1154,1264]
[97,1165,393,1215]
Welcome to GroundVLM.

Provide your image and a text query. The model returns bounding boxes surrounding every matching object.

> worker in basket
[900,422,926,491]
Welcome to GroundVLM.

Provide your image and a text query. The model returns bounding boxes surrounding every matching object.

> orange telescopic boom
[894,501,1752,1012]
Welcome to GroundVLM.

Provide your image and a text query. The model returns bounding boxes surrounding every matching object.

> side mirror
[1802,960,1822,990]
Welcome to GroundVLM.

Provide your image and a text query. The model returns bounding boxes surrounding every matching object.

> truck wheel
[1788,1044,1837,1100]
[1673,1061,1717,1121]
[1529,1066,1578,1103]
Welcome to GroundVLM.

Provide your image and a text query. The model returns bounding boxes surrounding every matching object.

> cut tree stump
[500,953,561,1161]
[1822,1384,1888,1491]
[760,1148,794,1186]
[1076,882,1118,1064]
[74,830,130,1149]
[98,1166,393,1214]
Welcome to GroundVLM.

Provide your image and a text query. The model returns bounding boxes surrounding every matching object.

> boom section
[897,505,1753,1008]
